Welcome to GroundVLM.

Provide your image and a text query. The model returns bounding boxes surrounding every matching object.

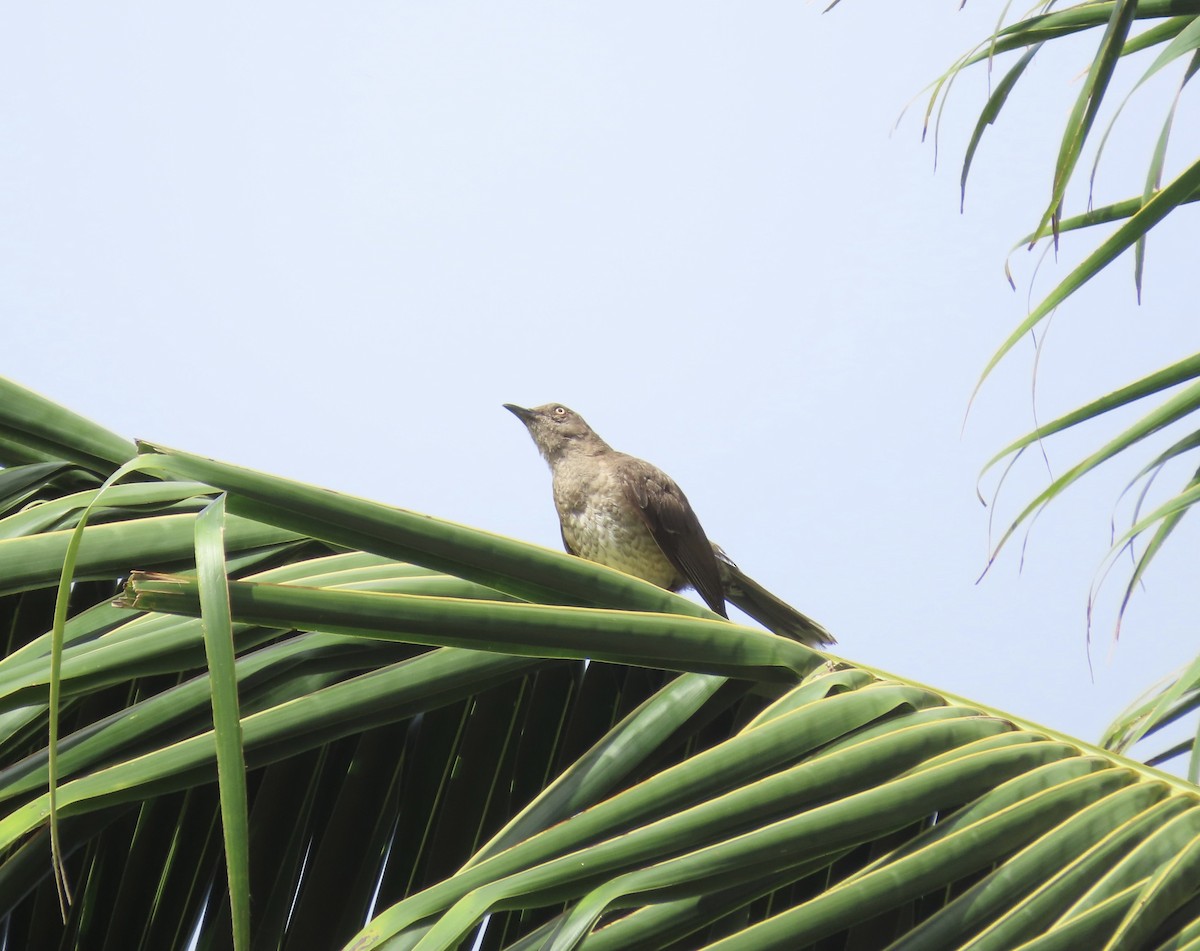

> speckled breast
[558,495,679,590]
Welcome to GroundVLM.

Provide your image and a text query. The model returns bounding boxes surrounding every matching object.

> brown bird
[504,402,834,647]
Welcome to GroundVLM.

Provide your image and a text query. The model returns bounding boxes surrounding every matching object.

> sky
[2,2,1198,768]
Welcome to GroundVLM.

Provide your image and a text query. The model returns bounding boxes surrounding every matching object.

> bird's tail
[714,547,835,648]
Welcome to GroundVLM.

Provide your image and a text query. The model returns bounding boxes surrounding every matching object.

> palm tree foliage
[1,377,1199,950]
[888,0,1200,770]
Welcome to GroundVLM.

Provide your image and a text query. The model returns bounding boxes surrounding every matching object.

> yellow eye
[554,407,566,416]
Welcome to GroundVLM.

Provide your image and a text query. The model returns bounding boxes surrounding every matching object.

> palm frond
[910,0,1200,765]
[0,377,1196,949]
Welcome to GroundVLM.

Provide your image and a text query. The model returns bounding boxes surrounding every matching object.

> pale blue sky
[3,3,1198,764]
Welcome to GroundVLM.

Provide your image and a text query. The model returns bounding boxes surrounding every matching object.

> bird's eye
[553,407,566,416]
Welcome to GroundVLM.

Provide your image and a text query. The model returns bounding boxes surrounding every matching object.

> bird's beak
[503,403,536,424]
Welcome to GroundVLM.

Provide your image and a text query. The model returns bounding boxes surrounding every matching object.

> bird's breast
[552,467,678,590]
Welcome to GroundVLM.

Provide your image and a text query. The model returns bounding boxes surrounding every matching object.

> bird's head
[503,403,608,462]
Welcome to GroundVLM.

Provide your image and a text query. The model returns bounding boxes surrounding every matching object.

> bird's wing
[617,458,727,617]
[559,525,578,556]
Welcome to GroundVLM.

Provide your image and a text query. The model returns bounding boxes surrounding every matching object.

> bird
[503,402,834,647]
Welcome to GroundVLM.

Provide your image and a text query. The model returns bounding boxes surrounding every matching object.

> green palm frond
[910,1,1200,766]
[0,377,1197,949]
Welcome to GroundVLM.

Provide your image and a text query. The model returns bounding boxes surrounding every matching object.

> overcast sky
[3,2,1198,767]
